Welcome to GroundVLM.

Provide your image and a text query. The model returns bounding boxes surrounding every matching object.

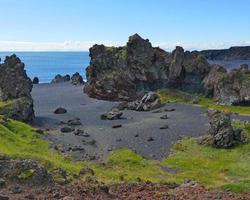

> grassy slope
[0,102,249,192]
[158,90,250,116]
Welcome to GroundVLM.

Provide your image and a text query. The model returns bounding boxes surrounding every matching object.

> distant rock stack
[0,54,35,122]
[84,34,250,105]
[51,74,70,83]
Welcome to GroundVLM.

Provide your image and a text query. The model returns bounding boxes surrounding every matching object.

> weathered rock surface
[122,92,162,111]
[84,34,250,105]
[0,55,34,122]
[199,46,250,60]
[84,34,211,101]
[100,108,123,120]
[51,74,70,84]
[203,64,250,105]
[200,111,247,148]
[32,77,39,84]
[71,72,84,85]
[0,156,52,187]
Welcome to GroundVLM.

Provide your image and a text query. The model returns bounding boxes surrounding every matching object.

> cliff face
[0,55,35,122]
[84,34,250,105]
[199,46,250,60]
[84,34,210,101]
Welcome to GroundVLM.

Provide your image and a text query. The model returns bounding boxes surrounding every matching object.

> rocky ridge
[84,34,250,105]
[0,55,35,122]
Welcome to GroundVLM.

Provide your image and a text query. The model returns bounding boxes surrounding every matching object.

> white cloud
[0,40,249,52]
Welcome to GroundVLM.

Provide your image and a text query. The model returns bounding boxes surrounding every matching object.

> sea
[0,51,250,83]
[0,52,89,83]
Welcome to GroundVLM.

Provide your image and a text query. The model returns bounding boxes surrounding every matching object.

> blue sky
[0,0,250,51]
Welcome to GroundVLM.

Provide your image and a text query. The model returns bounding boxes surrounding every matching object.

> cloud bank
[0,40,249,52]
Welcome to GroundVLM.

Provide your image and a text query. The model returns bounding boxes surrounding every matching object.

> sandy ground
[31,83,249,162]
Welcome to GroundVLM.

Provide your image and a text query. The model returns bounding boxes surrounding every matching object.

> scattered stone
[54,107,67,114]
[126,92,162,111]
[116,138,122,142]
[107,148,113,151]
[71,72,84,85]
[164,108,176,112]
[101,109,123,120]
[160,125,169,129]
[25,194,35,199]
[89,156,96,160]
[74,129,90,137]
[134,134,139,137]
[147,137,155,142]
[12,185,22,194]
[200,111,248,148]
[35,129,44,134]
[60,127,74,133]
[71,145,85,152]
[51,74,70,83]
[32,77,39,84]
[152,109,162,113]
[0,195,9,200]
[160,114,168,119]
[112,124,122,128]
[191,96,200,104]
[0,178,5,187]
[67,118,82,126]
[79,167,95,176]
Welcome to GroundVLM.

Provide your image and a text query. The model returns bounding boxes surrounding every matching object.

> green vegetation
[162,123,250,193]
[158,89,250,116]
[119,48,128,60]
[0,117,85,178]
[0,100,12,110]
[0,105,249,193]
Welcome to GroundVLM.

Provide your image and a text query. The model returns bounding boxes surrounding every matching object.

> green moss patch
[158,89,250,116]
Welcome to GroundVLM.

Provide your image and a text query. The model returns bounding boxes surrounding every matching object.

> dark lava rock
[32,77,39,84]
[0,159,52,187]
[79,167,95,176]
[54,107,67,114]
[101,108,123,120]
[147,137,155,142]
[71,72,84,85]
[160,125,169,129]
[84,34,211,101]
[112,124,122,128]
[67,118,82,126]
[51,74,70,84]
[71,145,85,152]
[0,178,5,187]
[164,108,176,112]
[160,114,168,119]
[0,195,9,200]
[203,65,250,105]
[84,34,249,105]
[60,127,74,133]
[87,139,96,146]
[126,92,162,111]
[134,134,139,137]
[12,185,22,194]
[200,111,248,148]
[0,55,35,122]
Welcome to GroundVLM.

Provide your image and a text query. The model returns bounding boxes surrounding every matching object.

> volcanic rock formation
[84,34,250,105]
[0,55,35,122]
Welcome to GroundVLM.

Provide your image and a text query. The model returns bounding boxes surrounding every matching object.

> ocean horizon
[0,51,89,83]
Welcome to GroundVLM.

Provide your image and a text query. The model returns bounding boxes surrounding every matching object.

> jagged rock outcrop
[71,72,84,85]
[84,34,250,105]
[84,34,211,101]
[0,55,34,122]
[199,111,247,148]
[51,74,70,84]
[199,46,250,60]
[203,64,250,105]
[0,155,52,187]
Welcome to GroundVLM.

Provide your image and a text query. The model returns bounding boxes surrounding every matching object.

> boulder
[0,157,52,187]
[203,64,250,105]
[51,74,70,84]
[32,77,39,84]
[0,55,34,122]
[100,108,123,120]
[200,111,247,148]
[70,72,84,85]
[54,107,67,114]
[125,92,162,111]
